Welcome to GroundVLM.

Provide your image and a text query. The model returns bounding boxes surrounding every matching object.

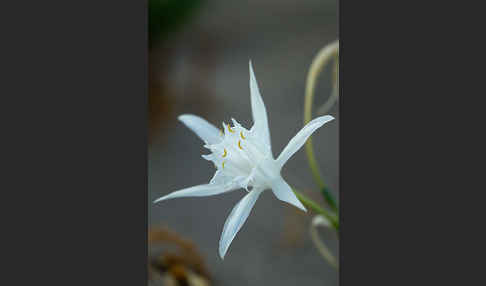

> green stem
[317,54,339,116]
[304,40,339,209]
[293,188,339,230]
[321,186,338,212]
[310,215,338,268]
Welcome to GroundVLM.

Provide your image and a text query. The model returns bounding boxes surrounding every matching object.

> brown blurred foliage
[148,226,211,286]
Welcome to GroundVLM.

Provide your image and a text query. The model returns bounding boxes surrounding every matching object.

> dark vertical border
[339,0,476,284]
[340,0,405,282]
[2,0,148,284]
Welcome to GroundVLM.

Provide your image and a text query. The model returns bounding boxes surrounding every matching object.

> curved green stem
[304,40,339,209]
[310,215,338,268]
[317,55,339,116]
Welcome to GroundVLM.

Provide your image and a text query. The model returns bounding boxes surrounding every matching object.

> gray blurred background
[148,0,338,284]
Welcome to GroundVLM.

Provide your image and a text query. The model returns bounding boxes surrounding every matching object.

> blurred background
[148,0,338,285]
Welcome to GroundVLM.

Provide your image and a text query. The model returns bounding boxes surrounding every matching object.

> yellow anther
[240,131,246,140]
[222,148,227,157]
[222,161,225,169]
[238,140,243,150]
[219,128,223,136]
[227,123,235,133]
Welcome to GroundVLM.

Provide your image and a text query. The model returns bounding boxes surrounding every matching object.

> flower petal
[210,170,230,185]
[219,188,263,259]
[270,178,307,212]
[178,114,222,145]
[249,61,272,154]
[276,115,334,167]
[153,183,237,203]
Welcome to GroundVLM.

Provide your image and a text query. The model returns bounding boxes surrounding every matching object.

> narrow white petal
[270,178,307,212]
[210,170,230,185]
[178,114,222,144]
[249,61,272,153]
[276,115,334,167]
[219,188,263,259]
[153,183,236,203]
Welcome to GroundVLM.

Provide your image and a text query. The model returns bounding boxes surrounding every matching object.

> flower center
[203,119,275,189]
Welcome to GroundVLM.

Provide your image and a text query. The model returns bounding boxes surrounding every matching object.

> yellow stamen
[240,131,246,139]
[227,123,235,133]
[219,128,223,136]
[238,140,243,150]
[222,161,225,169]
[222,148,227,157]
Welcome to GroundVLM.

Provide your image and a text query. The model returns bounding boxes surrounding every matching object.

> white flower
[154,61,334,259]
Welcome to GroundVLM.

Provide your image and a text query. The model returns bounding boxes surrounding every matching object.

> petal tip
[177,114,193,126]
[293,199,307,212]
[249,60,256,78]
[218,243,228,260]
[177,114,190,121]
[317,115,335,124]
[219,250,226,260]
